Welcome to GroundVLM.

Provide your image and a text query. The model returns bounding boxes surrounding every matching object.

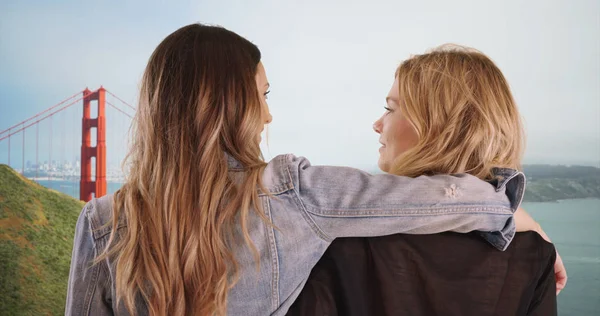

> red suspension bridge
[0,87,134,202]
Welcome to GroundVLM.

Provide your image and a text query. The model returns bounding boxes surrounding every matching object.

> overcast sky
[1,0,598,170]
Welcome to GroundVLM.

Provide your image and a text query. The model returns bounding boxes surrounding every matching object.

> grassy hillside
[523,164,600,202]
[0,164,84,316]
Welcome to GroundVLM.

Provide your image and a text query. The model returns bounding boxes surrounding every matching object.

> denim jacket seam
[88,198,127,241]
[280,154,292,187]
[258,183,294,197]
[88,198,106,239]
[82,230,101,315]
[284,155,333,242]
[83,264,100,315]
[91,223,128,241]
[302,205,513,217]
[92,222,112,314]
[257,155,294,196]
[262,197,280,311]
[292,191,334,242]
[97,248,113,307]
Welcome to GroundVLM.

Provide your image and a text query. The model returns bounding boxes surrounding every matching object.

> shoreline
[522,197,600,204]
[28,177,124,184]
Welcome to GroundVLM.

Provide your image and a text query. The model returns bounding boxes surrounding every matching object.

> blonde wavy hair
[97,24,269,315]
[390,44,525,180]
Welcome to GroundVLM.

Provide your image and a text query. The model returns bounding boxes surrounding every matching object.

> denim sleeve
[65,203,114,316]
[286,154,521,251]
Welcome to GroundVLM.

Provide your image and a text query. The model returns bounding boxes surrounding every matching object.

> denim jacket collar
[489,167,526,211]
[225,152,245,170]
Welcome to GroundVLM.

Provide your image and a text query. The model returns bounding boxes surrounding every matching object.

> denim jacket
[65,154,525,316]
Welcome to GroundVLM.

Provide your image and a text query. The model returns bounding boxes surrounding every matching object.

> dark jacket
[287,232,556,316]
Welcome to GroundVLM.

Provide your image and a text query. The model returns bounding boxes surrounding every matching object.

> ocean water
[524,199,600,315]
[37,180,600,315]
[36,179,123,200]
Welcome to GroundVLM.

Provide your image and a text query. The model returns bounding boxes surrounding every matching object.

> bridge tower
[80,87,107,202]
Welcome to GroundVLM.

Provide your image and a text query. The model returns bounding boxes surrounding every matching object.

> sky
[0,0,599,170]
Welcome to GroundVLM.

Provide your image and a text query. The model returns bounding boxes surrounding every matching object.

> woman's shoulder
[78,194,127,241]
[264,153,322,178]
[264,153,303,169]
[261,154,308,195]
[262,153,346,194]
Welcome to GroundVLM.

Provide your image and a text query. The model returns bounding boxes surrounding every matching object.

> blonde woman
[66,26,538,316]
[289,45,566,316]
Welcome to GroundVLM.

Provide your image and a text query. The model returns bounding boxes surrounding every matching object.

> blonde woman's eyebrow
[386,96,400,106]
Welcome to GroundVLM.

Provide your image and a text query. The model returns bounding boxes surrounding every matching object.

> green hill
[523,164,600,202]
[0,164,84,316]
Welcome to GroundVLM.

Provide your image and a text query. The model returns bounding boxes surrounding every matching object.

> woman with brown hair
[66,26,540,316]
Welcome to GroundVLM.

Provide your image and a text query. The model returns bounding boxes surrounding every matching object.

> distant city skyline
[16,155,125,183]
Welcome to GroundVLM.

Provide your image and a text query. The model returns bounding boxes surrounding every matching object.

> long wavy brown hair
[391,45,525,180]
[97,24,269,316]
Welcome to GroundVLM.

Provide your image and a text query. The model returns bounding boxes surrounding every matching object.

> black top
[288,232,556,316]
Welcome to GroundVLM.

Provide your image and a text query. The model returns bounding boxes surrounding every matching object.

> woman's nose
[265,112,273,124]
[373,118,382,134]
